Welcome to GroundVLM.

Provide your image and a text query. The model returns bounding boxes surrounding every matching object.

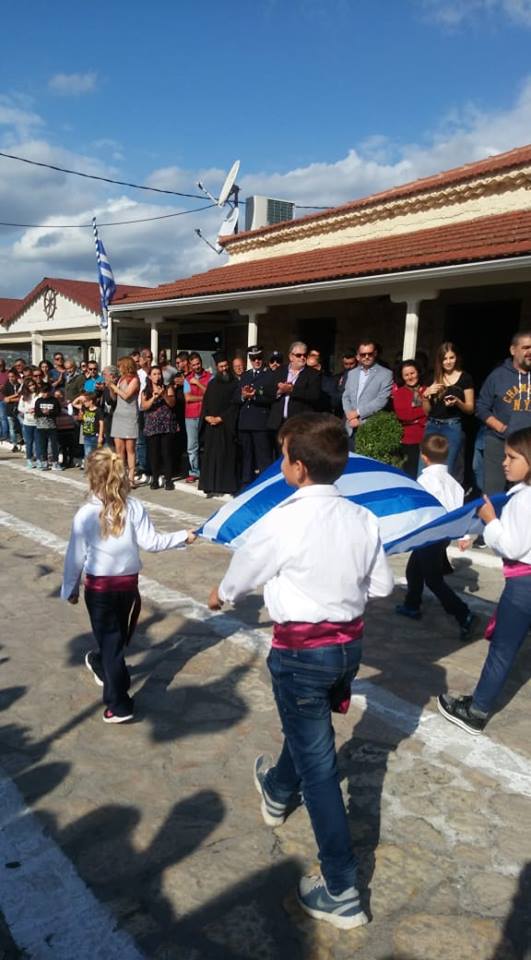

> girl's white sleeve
[483,491,531,560]
[61,511,88,600]
[133,501,188,552]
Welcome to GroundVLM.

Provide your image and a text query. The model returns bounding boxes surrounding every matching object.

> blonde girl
[61,448,195,723]
[439,426,531,734]
[109,355,140,485]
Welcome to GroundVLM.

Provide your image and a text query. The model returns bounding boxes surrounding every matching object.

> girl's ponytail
[86,448,129,537]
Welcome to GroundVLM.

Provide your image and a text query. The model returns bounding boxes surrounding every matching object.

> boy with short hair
[209,412,393,930]
[395,433,475,638]
[34,382,62,470]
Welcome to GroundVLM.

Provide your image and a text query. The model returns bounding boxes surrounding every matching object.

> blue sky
[1,0,531,295]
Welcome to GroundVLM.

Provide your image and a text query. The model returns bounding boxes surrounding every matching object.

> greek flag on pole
[92,217,116,330]
[197,454,508,554]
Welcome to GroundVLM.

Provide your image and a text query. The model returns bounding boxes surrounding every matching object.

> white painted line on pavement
[1,506,530,801]
[0,770,145,960]
[351,681,531,798]
[0,459,207,528]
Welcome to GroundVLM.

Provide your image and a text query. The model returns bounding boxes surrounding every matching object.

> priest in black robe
[199,354,239,496]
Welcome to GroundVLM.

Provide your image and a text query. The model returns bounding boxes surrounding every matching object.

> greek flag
[92,217,116,330]
[198,454,507,554]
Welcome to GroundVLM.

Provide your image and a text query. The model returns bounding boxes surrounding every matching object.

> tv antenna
[195,160,241,254]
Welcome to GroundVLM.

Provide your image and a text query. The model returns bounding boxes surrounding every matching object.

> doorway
[444,300,521,390]
[298,318,336,372]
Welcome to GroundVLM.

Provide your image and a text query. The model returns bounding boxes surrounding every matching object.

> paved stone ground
[0,450,530,959]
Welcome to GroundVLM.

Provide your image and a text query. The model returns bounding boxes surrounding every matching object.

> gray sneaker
[253,755,303,827]
[297,875,368,930]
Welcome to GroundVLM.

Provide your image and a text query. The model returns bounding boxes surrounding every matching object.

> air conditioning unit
[245,196,295,232]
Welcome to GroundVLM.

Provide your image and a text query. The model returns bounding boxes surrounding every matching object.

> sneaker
[297,875,368,930]
[253,755,302,827]
[395,603,421,620]
[185,475,198,483]
[36,461,46,470]
[85,650,104,687]
[473,535,488,549]
[26,459,35,469]
[103,707,133,724]
[134,473,149,485]
[52,462,63,472]
[437,693,487,735]
[459,611,477,641]
[11,444,19,453]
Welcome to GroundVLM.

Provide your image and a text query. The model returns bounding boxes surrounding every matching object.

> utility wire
[0,149,330,210]
[0,203,218,229]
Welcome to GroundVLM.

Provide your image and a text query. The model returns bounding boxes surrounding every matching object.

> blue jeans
[83,435,98,457]
[0,401,9,440]
[7,416,20,445]
[185,417,200,476]
[22,423,37,460]
[35,428,59,462]
[136,413,150,474]
[473,577,531,714]
[265,641,362,895]
[423,418,463,479]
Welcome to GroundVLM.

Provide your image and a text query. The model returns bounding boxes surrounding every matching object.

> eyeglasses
[291,352,307,358]
[358,351,375,358]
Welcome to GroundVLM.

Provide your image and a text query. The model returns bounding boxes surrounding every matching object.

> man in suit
[342,340,393,448]
[267,341,321,433]
[236,345,274,486]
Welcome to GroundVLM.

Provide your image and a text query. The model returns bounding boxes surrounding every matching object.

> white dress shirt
[483,483,531,562]
[418,464,464,512]
[219,484,393,623]
[61,496,187,600]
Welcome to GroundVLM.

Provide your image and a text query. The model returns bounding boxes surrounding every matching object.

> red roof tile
[222,142,531,246]
[1,277,151,327]
[0,298,24,324]
[120,208,531,306]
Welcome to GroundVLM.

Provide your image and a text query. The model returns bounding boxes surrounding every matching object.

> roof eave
[110,253,531,314]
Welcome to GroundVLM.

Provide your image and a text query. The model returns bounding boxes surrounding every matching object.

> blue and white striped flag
[198,453,507,554]
[92,217,116,330]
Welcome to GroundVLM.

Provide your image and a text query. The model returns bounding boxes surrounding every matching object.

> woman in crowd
[109,356,140,486]
[3,370,22,449]
[422,342,474,480]
[140,364,178,491]
[18,377,39,468]
[38,360,54,387]
[391,359,427,478]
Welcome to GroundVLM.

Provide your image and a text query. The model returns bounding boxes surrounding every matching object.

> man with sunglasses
[84,361,104,393]
[267,341,321,433]
[342,340,392,448]
[50,352,66,388]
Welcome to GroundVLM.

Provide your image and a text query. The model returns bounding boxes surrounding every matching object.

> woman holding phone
[422,342,474,481]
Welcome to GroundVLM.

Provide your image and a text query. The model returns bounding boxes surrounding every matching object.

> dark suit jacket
[267,364,322,431]
[235,367,274,431]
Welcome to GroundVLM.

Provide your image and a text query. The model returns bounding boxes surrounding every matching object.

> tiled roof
[221,142,531,246]
[1,277,151,327]
[0,298,23,324]
[120,207,531,306]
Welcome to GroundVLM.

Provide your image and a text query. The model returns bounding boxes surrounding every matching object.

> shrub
[355,411,404,468]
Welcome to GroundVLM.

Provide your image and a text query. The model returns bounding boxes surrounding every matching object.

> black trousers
[405,542,468,624]
[146,433,173,482]
[85,588,141,712]
[483,432,506,496]
[240,430,273,484]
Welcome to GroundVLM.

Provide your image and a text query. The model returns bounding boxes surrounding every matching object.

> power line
[0,203,218,230]
[0,149,330,210]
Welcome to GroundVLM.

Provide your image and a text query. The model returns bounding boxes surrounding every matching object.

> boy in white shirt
[395,433,476,639]
[209,413,393,930]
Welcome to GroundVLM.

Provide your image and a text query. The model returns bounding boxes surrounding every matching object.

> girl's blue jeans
[473,576,531,714]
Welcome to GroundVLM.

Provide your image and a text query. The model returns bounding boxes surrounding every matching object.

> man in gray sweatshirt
[476,330,531,494]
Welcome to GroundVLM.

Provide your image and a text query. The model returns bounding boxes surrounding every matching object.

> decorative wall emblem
[43,288,57,319]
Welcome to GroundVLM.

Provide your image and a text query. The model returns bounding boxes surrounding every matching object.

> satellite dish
[218,160,240,206]
[218,206,239,237]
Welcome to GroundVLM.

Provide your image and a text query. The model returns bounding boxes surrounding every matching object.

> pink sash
[272,618,364,650]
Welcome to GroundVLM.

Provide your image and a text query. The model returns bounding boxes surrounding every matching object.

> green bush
[355,411,404,468]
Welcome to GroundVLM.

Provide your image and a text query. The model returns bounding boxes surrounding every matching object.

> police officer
[236,345,274,486]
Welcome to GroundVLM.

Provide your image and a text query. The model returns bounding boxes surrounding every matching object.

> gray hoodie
[476,358,531,437]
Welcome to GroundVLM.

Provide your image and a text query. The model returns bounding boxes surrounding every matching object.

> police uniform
[236,348,274,485]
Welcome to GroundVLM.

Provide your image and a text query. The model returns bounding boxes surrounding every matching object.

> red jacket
[392,384,427,444]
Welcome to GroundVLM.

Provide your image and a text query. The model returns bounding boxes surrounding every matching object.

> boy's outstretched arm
[209,516,280,610]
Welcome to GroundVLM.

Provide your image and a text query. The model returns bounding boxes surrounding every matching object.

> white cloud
[2,77,531,296]
[48,72,98,95]
[0,94,43,138]
[421,0,531,27]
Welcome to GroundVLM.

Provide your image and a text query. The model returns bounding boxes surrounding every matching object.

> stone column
[239,305,268,368]
[147,315,163,359]
[31,333,43,364]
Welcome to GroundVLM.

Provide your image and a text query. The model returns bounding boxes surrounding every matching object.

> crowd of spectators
[0,331,530,510]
